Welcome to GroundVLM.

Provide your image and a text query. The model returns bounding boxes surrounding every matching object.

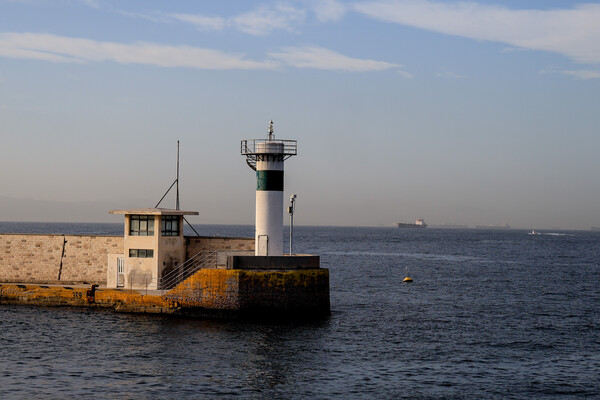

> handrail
[159,250,217,291]
[241,139,297,157]
[161,250,217,289]
[246,154,257,171]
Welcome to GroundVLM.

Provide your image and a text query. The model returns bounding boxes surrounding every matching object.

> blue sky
[1,0,599,229]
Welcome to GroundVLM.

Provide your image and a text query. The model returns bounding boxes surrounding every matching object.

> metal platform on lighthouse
[241,122,297,171]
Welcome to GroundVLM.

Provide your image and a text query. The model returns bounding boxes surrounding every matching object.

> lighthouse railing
[241,139,297,156]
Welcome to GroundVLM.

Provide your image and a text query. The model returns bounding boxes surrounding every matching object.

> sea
[1,223,599,399]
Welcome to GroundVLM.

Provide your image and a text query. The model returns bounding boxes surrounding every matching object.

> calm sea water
[1,223,599,399]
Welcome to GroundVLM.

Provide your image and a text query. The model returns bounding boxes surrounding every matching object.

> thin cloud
[353,1,600,64]
[268,45,404,72]
[6,0,100,6]
[0,33,407,74]
[116,10,167,23]
[0,33,276,70]
[0,0,48,4]
[396,69,413,79]
[437,67,461,79]
[310,0,347,22]
[168,13,226,31]
[151,3,306,36]
[121,2,340,35]
[79,0,99,9]
[501,47,530,53]
[232,3,306,36]
[560,69,600,80]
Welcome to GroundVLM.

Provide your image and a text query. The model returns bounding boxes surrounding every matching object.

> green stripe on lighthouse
[256,170,284,191]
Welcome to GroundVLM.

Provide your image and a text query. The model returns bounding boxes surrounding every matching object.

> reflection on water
[1,306,334,398]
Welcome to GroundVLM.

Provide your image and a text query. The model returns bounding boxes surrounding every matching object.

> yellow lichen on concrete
[167,269,240,309]
[0,267,330,317]
[0,283,175,314]
[166,268,330,314]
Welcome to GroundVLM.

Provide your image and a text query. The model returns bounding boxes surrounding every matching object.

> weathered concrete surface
[226,255,320,270]
[167,268,330,317]
[0,283,177,314]
[0,266,330,319]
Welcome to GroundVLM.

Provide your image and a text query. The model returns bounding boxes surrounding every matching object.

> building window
[161,215,180,236]
[129,249,154,258]
[130,215,155,236]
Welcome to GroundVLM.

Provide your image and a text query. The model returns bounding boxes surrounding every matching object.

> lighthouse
[241,121,297,256]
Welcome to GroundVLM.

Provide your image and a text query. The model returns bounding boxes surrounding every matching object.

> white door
[117,257,125,287]
[257,235,269,256]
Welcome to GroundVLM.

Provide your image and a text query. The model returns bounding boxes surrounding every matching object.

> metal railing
[240,139,297,157]
[159,250,218,291]
[245,154,257,171]
[126,250,253,294]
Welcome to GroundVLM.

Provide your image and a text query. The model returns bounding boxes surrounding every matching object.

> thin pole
[176,140,180,210]
[289,211,293,255]
[155,179,177,208]
[183,216,201,237]
[289,195,296,255]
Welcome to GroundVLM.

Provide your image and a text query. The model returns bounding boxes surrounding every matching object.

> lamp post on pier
[289,194,297,255]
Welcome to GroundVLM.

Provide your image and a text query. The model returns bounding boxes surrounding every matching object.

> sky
[0,0,599,229]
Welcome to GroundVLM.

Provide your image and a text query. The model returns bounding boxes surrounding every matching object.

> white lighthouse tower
[241,121,297,256]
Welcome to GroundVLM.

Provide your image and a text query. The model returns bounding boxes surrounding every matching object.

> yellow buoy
[403,277,413,283]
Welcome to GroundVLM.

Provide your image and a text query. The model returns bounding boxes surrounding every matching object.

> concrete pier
[0,265,330,318]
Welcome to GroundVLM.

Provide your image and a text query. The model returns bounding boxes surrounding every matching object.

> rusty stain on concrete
[0,267,330,318]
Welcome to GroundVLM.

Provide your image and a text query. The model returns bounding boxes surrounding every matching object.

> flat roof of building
[109,208,199,216]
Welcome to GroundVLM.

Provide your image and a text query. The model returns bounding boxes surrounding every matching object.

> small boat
[529,230,540,235]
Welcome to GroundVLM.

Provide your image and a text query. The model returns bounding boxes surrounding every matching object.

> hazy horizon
[0,195,597,231]
[1,1,599,230]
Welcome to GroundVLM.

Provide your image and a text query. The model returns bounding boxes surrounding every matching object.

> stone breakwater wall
[186,236,255,266]
[0,234,123,284]
[0,234,255,284]
[186,236,254,254]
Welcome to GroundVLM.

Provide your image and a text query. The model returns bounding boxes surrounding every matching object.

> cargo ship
[395,218,427,228]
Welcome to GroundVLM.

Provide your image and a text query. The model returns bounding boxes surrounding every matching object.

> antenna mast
[176,140,180,210]
[155,141,181,210]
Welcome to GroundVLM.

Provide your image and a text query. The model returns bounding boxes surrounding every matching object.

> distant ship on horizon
[396,218,427,228]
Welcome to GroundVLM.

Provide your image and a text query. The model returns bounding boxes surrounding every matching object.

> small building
[106,208,198,290]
